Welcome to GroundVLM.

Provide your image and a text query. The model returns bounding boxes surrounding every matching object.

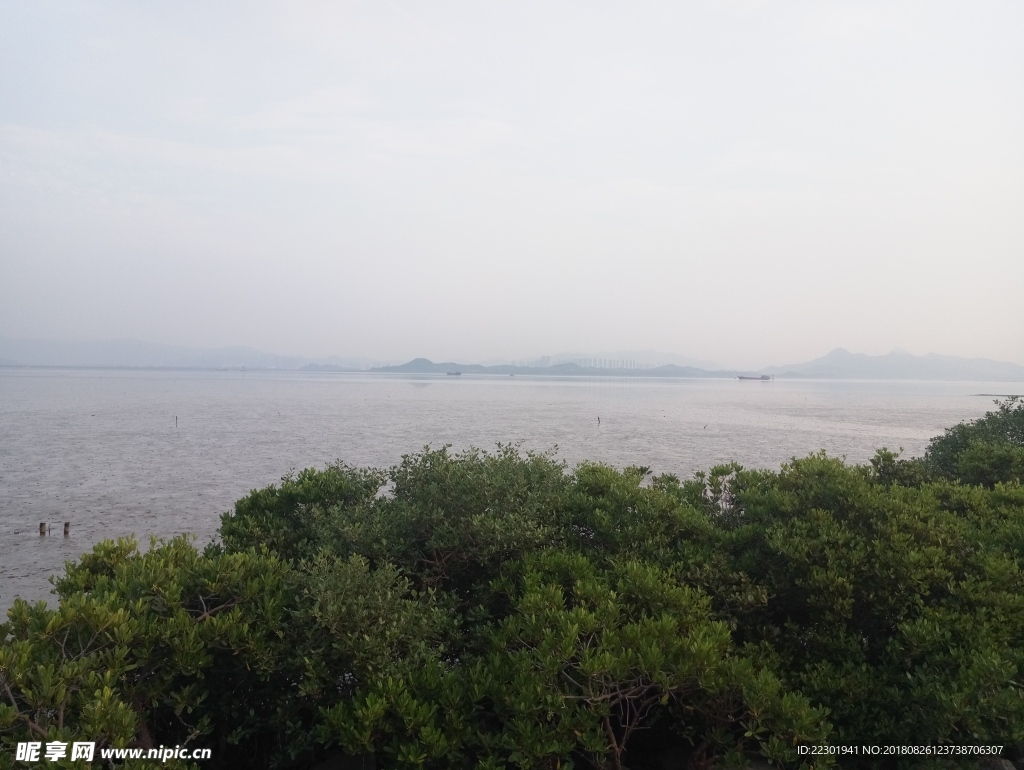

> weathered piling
[39,522,46,536]
[64,521,70,537]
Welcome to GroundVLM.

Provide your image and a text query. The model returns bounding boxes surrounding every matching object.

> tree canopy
[2,402,1023,769]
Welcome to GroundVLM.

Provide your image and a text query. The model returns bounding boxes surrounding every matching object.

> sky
[1,1,1022,369]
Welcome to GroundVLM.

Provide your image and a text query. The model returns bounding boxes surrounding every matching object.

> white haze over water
[1,1,1022,368]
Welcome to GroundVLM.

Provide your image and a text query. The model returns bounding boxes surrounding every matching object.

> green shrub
[4,412,1023,768]
[925,397,1024,485]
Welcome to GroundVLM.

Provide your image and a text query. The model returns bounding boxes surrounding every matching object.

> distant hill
[762,348,1024,381]
[4,338,1020,381]
[375,350,1024,381]
[0,337,374,371]
[538,349,723,370]
[372,358,748,378]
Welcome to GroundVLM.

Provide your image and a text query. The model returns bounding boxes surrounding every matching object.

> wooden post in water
[64,522,70,537]
[39,522,46,536]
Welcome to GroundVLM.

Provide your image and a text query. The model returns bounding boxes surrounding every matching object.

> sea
[2,367,1019,610]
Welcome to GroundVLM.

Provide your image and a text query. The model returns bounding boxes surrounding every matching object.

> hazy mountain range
[371,359,745,378]
[0,337,376,371]
[1,338,1022,381]
[475,350,724,370]
[762,348,1024,381]
[374,349,1024,381]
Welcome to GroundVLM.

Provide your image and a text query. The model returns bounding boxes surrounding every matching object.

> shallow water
[1,367,1016,608]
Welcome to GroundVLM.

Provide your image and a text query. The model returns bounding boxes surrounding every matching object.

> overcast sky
[1,1,1021,368]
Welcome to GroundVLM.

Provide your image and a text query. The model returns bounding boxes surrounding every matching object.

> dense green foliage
[2,402,1023,769]
[924,396,1024,486]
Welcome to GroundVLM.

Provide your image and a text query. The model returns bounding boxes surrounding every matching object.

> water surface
[1,367,1013,608]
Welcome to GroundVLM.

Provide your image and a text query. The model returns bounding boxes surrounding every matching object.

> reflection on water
[1,367,1012,608]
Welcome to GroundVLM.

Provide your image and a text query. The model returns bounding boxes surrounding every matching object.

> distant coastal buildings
[511,356,656,370]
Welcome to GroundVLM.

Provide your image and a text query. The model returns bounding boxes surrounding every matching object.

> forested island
[1,400,1023,769]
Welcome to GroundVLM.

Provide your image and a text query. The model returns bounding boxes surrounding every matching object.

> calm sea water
[1,367,1017,609]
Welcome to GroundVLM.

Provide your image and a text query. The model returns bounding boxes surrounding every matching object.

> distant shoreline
[2,364,1024,384]
[3,341,1023,380]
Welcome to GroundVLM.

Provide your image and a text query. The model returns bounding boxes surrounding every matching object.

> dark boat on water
[447,371,462,376]
[737,374,773,381]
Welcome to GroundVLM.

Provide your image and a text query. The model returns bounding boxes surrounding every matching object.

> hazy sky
[1,1,1022,368]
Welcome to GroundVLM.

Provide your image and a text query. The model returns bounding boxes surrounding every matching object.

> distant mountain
[762,348,1024,381]
[375,350,1024,381]
[372,358,748,378]
[544,349,723,370]
[0,337,375,371]
[5,337,1019,381]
